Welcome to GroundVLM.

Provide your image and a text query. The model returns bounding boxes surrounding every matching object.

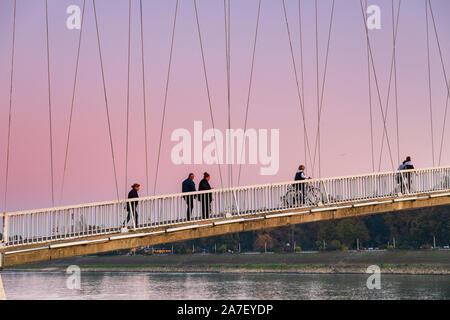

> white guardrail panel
[1,166,450,247]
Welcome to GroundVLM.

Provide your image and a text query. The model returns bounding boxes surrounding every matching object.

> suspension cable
[375,0,401,171]
[425,0,435,166]
[428,0,450,166]
[153,0,179,195]
[60,0,86,204]
[281,0,314,171]
[438,77,450,166]
[45,0,55,207]
[314,0,320,178]
[224,0,232,188]
[392,0,400,166]
[228,0,231,188]
[93,0,120,200]
[359,0,395,171]
[193,0,224,188]
[364,0,375,172]
[125,0,132,197]
[311,0,335,178]
[3,0,17,213]
[139,0,150,195]
[237,0,261,186]
[298,0,308,173]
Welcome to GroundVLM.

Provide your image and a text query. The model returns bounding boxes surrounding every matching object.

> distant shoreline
[6,250,450,275]
[7,265,450,275]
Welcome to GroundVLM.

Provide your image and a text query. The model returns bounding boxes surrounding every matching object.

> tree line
[170,205,450,253]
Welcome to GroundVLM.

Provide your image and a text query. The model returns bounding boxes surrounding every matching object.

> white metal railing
[1,166,450,247]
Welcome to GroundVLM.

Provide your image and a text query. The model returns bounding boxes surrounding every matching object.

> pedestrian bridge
[1,166,450,268]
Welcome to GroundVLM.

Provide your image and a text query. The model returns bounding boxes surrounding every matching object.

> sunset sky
[1,0,450,211]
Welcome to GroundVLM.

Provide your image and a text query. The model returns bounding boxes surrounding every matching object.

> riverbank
[6,250,450,275]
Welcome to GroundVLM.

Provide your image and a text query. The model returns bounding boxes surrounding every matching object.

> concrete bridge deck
[2,167,450,267]
[2,185,450,267]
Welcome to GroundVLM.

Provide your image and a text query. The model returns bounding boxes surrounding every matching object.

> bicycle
[281,183,325,207]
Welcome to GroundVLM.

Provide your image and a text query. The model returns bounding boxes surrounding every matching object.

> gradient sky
[1,0,450,211]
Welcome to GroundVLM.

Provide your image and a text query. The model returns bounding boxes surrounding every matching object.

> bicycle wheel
[307,186,323,206]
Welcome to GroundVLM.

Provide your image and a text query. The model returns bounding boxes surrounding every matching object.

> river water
[1,272,449,300]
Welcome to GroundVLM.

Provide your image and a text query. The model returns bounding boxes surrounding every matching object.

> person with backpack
[398,156,415,193]
[402,156,415,170]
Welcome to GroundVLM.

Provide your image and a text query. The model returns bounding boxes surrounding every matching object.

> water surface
[1,271,449,300]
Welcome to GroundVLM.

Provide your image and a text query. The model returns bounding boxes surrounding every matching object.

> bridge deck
[1,167,450,267]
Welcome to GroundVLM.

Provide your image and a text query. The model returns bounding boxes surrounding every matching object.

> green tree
[327,239,342,251]
[254,231,275,251]
[364,215,390,246]
[317,220,338,243]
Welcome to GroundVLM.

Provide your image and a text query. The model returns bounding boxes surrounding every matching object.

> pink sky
[1,0,450,211]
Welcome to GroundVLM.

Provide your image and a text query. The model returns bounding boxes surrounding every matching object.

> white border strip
[244,217,265,221]
[353,201,380,208]
[376,200,395,204]
[311,206,340,213]
[166,225,201,233]
[394,197,419,202]
[430,192,450,198]
[213,218,245,226]
[339,205,354,209]
[197,223,214,228]
[49,238,108,249]
[109,230,166,240]
[4,246,49,255]
[265,211,309,219]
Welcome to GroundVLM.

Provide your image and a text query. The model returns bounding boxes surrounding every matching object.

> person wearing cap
[182,173,196,221]
[126,183,140,227]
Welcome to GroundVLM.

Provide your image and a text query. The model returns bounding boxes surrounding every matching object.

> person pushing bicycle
[294,165,311,205]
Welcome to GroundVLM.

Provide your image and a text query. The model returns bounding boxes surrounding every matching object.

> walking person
[402,156,415,170]
[126,183,140,228]
[182,173,196,221]
[198,172,213,219]
[398,156,415,193]
[402,156,415,193]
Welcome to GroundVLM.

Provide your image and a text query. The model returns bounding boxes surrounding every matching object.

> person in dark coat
[182,173,196,221]
[198,172,213,219]
[126,183,140,227]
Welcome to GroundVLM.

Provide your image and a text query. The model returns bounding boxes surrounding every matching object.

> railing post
[320,180,330,205]
[131,204,136,230]
[232,190,240,215]
[1,214,8,248]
